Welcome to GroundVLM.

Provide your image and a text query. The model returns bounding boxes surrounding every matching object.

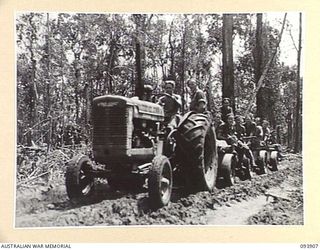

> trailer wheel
[66,154,94,203]
[148,155,173,208]
[241,157,252,181]
[269,151,278,171]
[220,153,237,187]
[256,150,268,175]
[177,113,218,192]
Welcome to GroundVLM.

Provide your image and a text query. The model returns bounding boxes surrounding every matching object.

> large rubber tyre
[256,150,268,175]
[65,154,94,203]
[177,113,218,192]
[269,151,278,171]
[148,155,173,208]
[220,153,237,187]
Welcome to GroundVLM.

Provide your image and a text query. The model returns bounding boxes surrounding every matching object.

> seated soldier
[235,115,245,138]
[244,113,257,137]
[216,113,238,146]
[269,130,283,160]
[262,119,271,142]
[157,80,182,128]
[217,114,257,169]
[187,79,207,113]
[220,97,234,123]
[235,115,257,168]
[214,113,224,130]
[254,117,264,147]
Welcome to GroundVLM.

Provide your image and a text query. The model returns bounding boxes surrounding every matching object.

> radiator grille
[93,105,130,151]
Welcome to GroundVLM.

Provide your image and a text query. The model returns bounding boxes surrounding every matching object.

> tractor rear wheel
[66,154,94,203]
[148,155,173,208]
[177,113,218,192]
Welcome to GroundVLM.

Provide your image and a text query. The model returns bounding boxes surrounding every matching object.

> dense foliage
[16,13,301,149]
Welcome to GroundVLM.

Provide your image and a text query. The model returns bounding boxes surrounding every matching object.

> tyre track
[15,153,302,227]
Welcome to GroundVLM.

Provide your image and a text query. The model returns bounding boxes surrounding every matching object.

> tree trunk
[222,14,235,111]
[168,20,175,80]
[107,38,116,93]
[245,13,287,116]
[45,13,51,147]
[27,14,38,145]
[135,38,143,99]
[254,13,265,118]
[74,63,80,122]
[287,112,293,148]
[294,13,302,153]
[180,18,187,113]
[133,14,145,99]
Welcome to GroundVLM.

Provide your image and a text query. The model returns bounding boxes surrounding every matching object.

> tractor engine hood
[93,95,164,121]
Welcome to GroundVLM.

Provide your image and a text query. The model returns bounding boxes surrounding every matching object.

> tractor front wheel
[65,154,94,203]
[148,155,173,208]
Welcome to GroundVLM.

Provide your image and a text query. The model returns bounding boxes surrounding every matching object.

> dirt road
[15,153,303,227]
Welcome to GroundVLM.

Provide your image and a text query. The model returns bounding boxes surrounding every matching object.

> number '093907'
[300,244,319,248]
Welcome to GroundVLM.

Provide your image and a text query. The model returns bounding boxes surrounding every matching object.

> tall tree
[254,13,264,118]
[294,13,302,153]
[222,14,235,110]
[245,13,287,120]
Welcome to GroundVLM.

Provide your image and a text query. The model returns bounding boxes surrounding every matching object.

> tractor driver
[157,80,182,126]
[187,79,207,113]
[142,84,154,102]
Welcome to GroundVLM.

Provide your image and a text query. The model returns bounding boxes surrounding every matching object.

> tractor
[65,95,218,208]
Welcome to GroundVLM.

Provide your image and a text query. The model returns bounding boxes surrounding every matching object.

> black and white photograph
[15,12,303,227]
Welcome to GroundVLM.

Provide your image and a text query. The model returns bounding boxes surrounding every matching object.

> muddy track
[15,153,303,227]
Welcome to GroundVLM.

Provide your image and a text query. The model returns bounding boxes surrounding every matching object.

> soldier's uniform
[189,88,207,113]
[157,80,182,130]
[217,122,237,145]
[158,93,181,124]
[245,121,257,136]
[235,123,246,139]
[221,98,234,123]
